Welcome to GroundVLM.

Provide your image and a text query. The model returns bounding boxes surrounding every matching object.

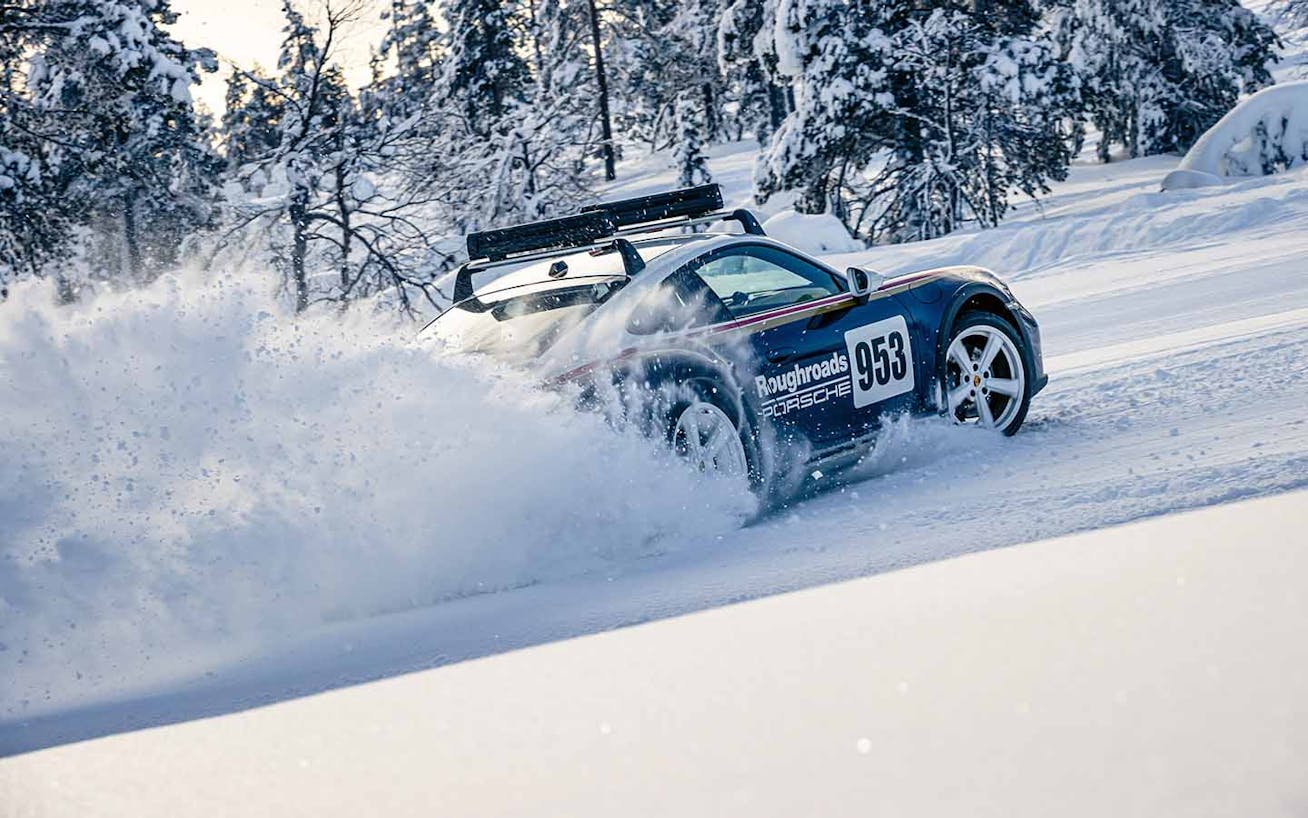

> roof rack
[454,184,767,311]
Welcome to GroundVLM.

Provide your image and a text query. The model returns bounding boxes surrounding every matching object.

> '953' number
[844,316,915,408]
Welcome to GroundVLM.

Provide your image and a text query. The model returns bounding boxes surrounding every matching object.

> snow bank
[1155,168,1224,190]
[762,210,865,254]
[0,274,754,716]
[9,491,1303,816]
[1162,81,1308,190]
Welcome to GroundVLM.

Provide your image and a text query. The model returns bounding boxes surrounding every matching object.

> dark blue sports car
[425,184,1047,490]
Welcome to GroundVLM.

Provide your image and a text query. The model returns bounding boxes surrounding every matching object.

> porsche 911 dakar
[421,184,1048,492]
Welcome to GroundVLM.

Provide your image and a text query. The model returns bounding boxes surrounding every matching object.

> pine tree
[604,0,733,150]
[371,0,444,121]
[534,0,609,188]
[875,4,1079,241]
[1048,0,1278,160]
[674,93,713,187]
[1,0,218,292]
[410,94,595,238]
[661,0,728,141]
[584,0,619,179]
[0,128,66,293]
[1,9,69,291]
[718,0,789,143]
[754,0,899,214]
[404,0,593,237]
[441,0,532,136]
[534,0,592,101]
[756,0,1078,242]
[220,67,285,171]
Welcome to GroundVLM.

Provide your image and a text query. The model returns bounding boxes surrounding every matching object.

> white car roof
[471,235,708,301]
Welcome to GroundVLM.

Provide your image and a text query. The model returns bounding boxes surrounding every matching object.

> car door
[688,243,920,449]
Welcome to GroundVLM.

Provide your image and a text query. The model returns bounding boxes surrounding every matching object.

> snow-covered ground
[3,88,1308,817]
[4,489,1305,817]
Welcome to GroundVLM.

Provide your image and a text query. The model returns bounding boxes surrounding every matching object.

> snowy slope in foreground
[4,491,1305,818]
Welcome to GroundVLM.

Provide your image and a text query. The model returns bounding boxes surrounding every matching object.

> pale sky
[169,0,389,116]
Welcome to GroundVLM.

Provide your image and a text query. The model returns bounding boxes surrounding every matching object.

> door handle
[766,347,797,364]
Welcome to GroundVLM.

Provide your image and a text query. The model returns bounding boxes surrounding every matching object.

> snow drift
[761,211,864,254]
[1162,81,1308,190]
[0,274,754,716]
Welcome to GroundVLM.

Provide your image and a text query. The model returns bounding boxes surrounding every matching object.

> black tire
[943,310,1034,436]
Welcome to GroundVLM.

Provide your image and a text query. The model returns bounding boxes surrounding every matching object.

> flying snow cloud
[0,273,754,716]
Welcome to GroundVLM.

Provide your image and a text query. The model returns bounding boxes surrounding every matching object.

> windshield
[422,276,626,359]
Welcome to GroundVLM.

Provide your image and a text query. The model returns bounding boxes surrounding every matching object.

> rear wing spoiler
[453,184,766,310]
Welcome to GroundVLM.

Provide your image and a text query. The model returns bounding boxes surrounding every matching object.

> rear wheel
[672,399,751,477]
[943,312,1032,436]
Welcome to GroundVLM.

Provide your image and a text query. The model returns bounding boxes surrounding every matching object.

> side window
[625,268,732,335]
[691,245,844,318]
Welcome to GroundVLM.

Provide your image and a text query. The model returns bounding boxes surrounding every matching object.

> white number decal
[845,316,915,408]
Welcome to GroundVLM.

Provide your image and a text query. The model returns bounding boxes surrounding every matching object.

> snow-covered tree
[532,0,590,101]
[0,32,68,292]
[603,0,677,146]
[1,0,217,294]
[1047,0,1279,160]
[369,0,444,122]
[221,67,285,171]
[757,0,1079,242]
[660,0,728,141]
[387,0,595,239]
[532,0,615,179]
[754,0,899,215]
[718,0,789,143]
[215,1,449,314]
[441,0,532,136]
[603,0,734,150]
[871,6,1079,241]
[0,135,65,293]
[674,93,713,187]
[408,93,595,239]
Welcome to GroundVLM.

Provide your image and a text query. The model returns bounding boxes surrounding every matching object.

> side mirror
[846,266,884,301]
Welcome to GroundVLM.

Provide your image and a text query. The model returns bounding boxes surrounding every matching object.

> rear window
[424,277,626,359]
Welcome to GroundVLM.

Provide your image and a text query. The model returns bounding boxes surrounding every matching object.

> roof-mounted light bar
[467,211,616,262]
[582,183,724,227]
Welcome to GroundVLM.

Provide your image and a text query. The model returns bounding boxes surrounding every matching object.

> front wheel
[942,311,1032,436]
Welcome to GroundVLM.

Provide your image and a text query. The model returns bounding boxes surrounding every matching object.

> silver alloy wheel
[945,325,1026,431]
[673,401,749,477]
